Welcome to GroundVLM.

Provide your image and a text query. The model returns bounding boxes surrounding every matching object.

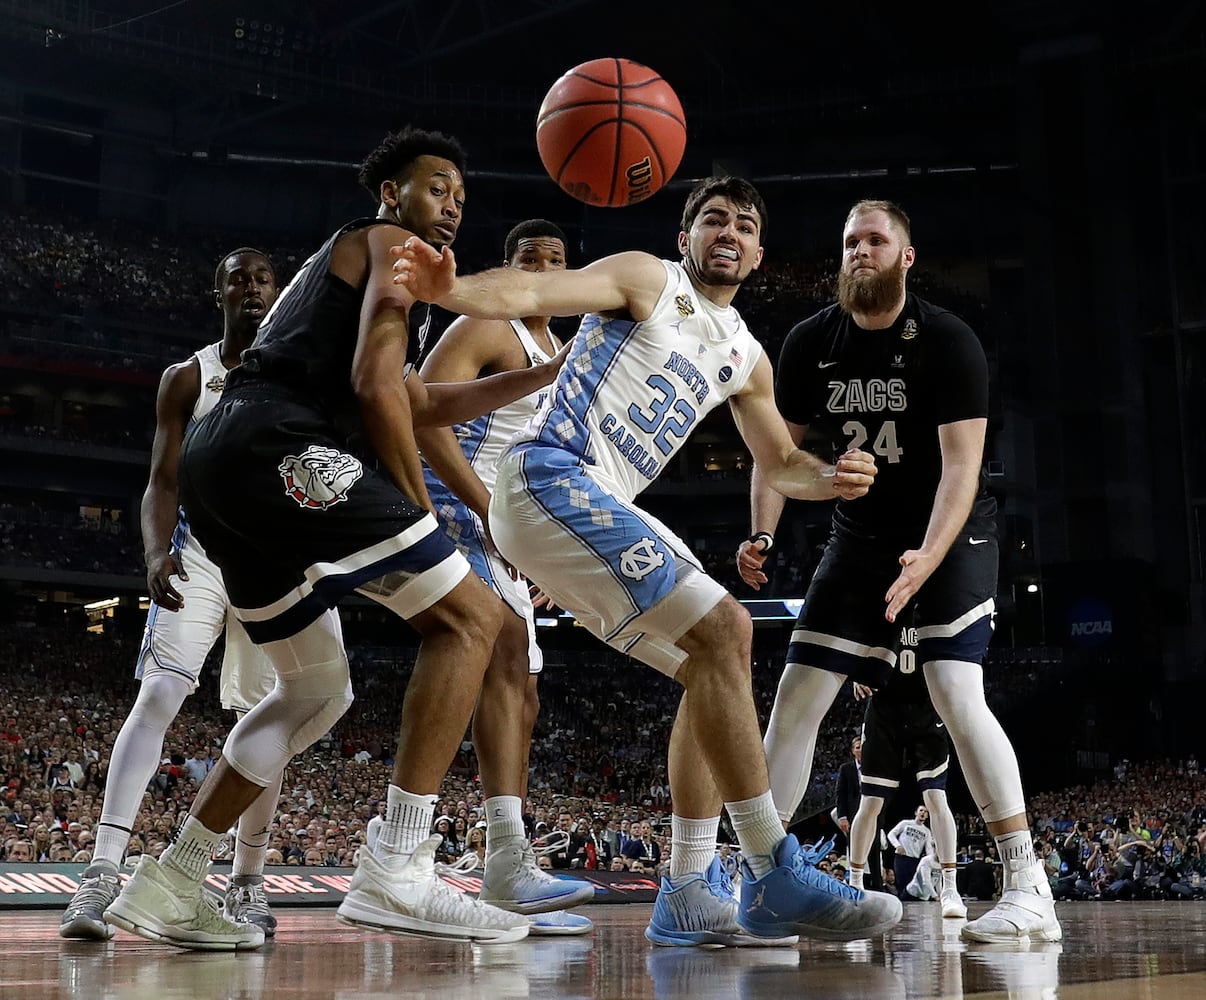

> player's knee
[489,612,531,679]
[130,671,192,730]
[684,595,751,667]
[421,578,503,651]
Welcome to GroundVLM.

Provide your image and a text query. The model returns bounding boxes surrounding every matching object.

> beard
[686,252,746,289]
[837,252,905,315]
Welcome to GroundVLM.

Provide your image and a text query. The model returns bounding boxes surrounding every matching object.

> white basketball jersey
[453,320,557,492]
[515,259,761,502]
[192,342,228,423]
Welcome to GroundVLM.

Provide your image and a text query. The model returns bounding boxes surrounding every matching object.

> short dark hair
[357,126,467,200]
[504,218,567,262]
[213,247,274,291]
[680,176,767,243]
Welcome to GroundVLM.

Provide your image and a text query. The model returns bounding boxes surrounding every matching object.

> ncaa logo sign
[619,537,665,581]
[279,445,363,510]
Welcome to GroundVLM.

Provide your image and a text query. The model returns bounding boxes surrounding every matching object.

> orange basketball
[536,58,686,208]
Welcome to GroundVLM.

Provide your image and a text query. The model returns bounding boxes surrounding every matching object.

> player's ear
[902,245,916,270]
[676,230,689,259]
[212,288,222,309]
[380,178,399,211]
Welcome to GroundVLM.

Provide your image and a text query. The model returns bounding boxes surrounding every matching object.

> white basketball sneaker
[480,837,596,915]
[961,885,1061,943]
[338,835,528,944]
[940,886,968,919]
[103,855,264,951]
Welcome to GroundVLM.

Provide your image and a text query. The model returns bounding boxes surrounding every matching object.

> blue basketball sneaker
[645,854,799,948]
[739,835,902,941]
[528,910,594,936]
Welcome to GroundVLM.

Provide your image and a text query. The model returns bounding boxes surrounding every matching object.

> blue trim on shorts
[916,615,993,666]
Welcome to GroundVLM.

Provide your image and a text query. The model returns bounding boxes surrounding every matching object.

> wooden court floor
[6,898,1206,999]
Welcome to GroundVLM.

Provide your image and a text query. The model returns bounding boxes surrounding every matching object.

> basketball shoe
[961,886,1061,943]
[223,874,278,937]
[479,834,596,915]
[645,853,799,947]
[338,834,528,943]
[103,855,264,950]
[940,886,968,919]
[738,835,903,941]
[60,861,121,940]
[528,910,594,936]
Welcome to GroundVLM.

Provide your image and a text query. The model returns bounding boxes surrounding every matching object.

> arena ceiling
[1,1,1201,179]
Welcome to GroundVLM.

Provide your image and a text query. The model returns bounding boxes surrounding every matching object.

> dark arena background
[2,2,1205,998]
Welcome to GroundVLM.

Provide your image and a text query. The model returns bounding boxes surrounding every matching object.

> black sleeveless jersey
[775,293,996,547]
[228,217,432,445]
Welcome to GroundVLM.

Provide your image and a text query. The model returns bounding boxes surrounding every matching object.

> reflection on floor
[7,898,1206,999]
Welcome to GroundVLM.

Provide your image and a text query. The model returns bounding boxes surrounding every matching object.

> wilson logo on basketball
[279,445,363,510]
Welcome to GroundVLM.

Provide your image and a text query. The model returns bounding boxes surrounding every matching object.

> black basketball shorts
[786,529,998,687]
[858,696,951,800]
[179,391,468,643]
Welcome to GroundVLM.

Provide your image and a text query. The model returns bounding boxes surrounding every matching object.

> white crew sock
[378,785,437,860]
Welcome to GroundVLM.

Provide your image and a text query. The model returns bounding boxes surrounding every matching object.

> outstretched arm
[730,355,876,500]
[414,343,569,427]
[392,239,662,321]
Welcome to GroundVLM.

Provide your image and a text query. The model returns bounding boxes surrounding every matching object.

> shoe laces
[707,854,740,902]
[64,869,120,917]
[196,887,253,932]
[230,880,271,917]
[531,830,571,857]
[436,853,484,875]
[788,838,860,900]
[519,836,569,884]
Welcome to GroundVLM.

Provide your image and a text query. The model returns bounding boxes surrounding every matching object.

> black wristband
[747,531,774,554]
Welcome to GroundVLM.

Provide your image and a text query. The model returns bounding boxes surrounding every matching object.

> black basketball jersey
[775,293,996,547]
[229,217,432,443]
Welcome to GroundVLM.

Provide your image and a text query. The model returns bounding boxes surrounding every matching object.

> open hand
[389,236,457,301]
[884,547,941,623]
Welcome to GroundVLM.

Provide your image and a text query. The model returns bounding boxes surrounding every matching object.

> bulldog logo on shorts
[279,445,363,510]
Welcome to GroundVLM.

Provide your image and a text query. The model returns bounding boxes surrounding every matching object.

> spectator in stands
[463,825,487,866]
[621,820,662,870]
[184,748,213,786]
[963,849,997,901]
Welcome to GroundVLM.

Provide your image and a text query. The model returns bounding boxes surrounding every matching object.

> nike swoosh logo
[936,722,945,728]
[818,361,839,369]
[969,538,988,545]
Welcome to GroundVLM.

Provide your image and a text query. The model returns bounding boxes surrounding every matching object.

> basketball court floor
[6,898,1206,998]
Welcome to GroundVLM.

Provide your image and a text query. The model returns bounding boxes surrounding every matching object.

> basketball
[536,58,686,208]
